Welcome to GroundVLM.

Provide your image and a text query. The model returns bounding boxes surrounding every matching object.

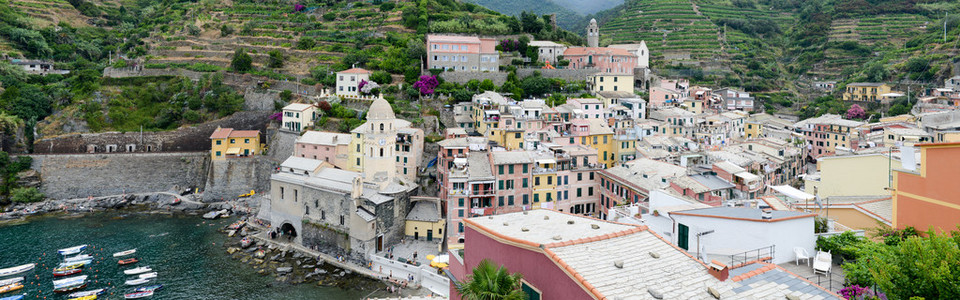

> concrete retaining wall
[370,255,450,297]
[202,157,275,201]
[28,152,208,199]
[516,68,598,82]
[438,72,508,86]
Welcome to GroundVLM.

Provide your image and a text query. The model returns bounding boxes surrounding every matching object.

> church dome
[367,98,396,121]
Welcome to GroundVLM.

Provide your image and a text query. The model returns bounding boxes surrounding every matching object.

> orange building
[892,142,960,232]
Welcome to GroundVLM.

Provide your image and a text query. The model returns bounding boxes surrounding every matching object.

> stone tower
[362,98,398,189]
[587,18,599,47]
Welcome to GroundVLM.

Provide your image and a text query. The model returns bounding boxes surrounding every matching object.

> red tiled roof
[210,128,259,139]
[339,68,371,74]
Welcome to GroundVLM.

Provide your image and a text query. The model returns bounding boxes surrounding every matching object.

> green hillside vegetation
[465,0,586,31]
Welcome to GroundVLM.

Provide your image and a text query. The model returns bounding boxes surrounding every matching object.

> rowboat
[67,295,96,300]
[240,237,253,248]
[137,272,157,280]
[124,278,151,286]
[0,278,22,287]
[67,288,108,298]
[53,283,87,293]
[54,263,85,272]
[64,254,93,263]
[123,266,152,275]
[0,283,22,294]
[0,264,34,277]
[58,245,88,256]
[113,249,136,257]
[124,290,153,299]
[58,260,92,269]
[53,268,82,277]
[134,284,163,292]
[52,275,88,289]
[118,258,138,265]
[0,294,24,300]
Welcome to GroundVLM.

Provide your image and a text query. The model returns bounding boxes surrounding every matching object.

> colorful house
[209,127,261,160]
[843,83,894,102]
[893,142,960,232]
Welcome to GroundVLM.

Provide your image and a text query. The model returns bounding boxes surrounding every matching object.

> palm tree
[456,259,526,300]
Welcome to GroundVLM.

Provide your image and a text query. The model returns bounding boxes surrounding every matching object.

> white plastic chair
[794,247,811,266]
[813,250,832,275]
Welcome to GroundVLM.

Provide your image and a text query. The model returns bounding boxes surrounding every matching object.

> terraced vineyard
[600,0,794,67]
[141,0,414,76]
[829,14,932,45]
[8,0,93,27]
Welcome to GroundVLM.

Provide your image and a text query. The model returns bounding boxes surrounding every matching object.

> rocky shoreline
[0,192,258,222]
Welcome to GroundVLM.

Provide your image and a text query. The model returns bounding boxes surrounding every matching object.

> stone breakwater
[0,192,260,222]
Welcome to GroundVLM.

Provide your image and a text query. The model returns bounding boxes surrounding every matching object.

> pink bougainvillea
[293,3,305,12]
[846,104,866,120]
[413,75,439,95]
[270,112,282,121]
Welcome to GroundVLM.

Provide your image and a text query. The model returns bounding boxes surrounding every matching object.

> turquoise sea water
[0,212,379,299]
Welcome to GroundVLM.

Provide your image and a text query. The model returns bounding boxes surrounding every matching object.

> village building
[336,68,372,97]
[425,35,498,72]
[527,40,566,64]
[281,103,317,132]
[209,127,261,160]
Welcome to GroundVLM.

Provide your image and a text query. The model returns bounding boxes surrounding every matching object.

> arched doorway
[280,222,298,239]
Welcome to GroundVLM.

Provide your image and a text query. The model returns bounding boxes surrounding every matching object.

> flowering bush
[846,104,866,120]
[412,75,439,95]
[838,285,886,300]
[269,112,282,121]
[499,39,521,52]
[359,80,380,95]
[293,3,305,12]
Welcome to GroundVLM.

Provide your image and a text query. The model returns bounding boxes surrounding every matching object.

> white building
[528,40,567,64]
[609,41,650,69]
[336,68,372,97]
[281,103,317,132]
[639,191,817,265]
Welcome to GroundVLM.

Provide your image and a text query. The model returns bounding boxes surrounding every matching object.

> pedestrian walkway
[245,222,381,280]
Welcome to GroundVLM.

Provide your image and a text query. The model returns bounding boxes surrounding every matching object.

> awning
[734,171,760,182]
[225,147,242,155]
[769,185,815,201]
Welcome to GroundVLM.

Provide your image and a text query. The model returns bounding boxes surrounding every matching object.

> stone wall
[437,72,508,86]
[202,157,276,202]
[243,89,279,111]
[34,111,271,154]
[27,152,208,199]
[516,68,599,82]
[302,221,352,255]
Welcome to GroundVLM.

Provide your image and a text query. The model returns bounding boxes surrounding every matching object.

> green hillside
[466,0,587,31]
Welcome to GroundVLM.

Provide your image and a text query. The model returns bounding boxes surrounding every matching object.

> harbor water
[0,212,383,299]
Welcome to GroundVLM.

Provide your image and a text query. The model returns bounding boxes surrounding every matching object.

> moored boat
[0,283,23,294]
[67,295,96,300]
[58,245,88,256]
[67,288,108,298]
[118,258,139,265]
[53,268,82,277]
[134,284,163,292]
[0,264,34,277]
[123,266,152,275]
[137,272,157,280]
[52,275,88,289]
[227,220,246,230]
[57,260,91,269]
[63,254,93,263]
[112,249,136,257]
[240,237,254,248]
[123,290,153,299]
[0,278,22,287]
[54,263,84,272]
[0,294,24,300]
[53,283,87,293]
[124,278,150,286]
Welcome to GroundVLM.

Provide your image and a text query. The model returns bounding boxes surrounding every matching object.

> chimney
[761,209,772,220]
[707,260,729,281]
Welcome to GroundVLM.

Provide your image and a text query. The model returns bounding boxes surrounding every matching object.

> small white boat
[67,288,108,298]
[52,275,87,289]
[113,249,137,257]
[63,254,93,263]
[0,264,35,277]
[58,245,87,256]
[137,272,157,279]
[58,259,92,268]
[0,277,23,286]
[123,266,152,275]
[124,278,151,286]
[124,290,153,299]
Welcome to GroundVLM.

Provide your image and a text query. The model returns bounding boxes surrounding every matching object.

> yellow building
[843,83,893,101]
[531,158,557,208]
[404,200,445,241]
[590,73,634,94]
[745,120,762,139]
[209,127,262,160]
[681,99,705,114]
[489,129,525,150]
[582,119,616,167]
[794,196,892,230]
[804,153,895,198]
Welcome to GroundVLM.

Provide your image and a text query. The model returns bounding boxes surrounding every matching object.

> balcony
[469,189,495,197]
[532,167,557,175]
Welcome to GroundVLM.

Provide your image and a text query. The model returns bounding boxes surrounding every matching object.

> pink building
[294,131,351,169]
[567,98,604,119]
[448,210,842,300]
[563,47,638,74]
[425,35,499,72]
[648,79,689,107]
